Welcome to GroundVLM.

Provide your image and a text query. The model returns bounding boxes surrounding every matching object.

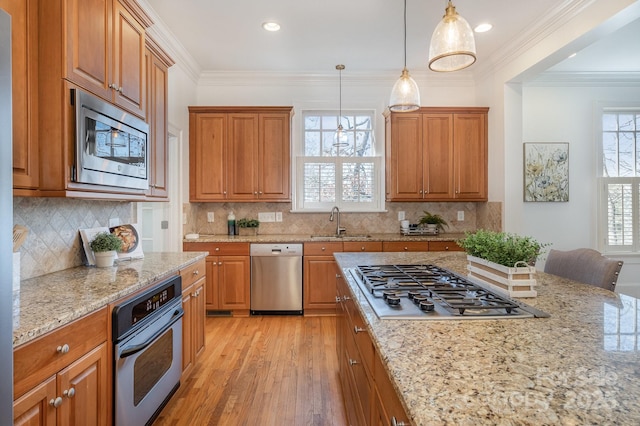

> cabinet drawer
[181,258,206,288]
[303,242,343,256]
[342,241,383,252]
[184,242,250,256]
[428,240,463,252]
[344,297,374,376]
[14,307,108,398]
[382,241,429,252]
[374,355,410,425]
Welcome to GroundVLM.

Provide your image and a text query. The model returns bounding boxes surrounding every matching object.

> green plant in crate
[457,229,548,267]
[418,211,449,232]
[237,218,260,228]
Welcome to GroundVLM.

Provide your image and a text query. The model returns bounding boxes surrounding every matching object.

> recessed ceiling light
[262,22,280,32]
[474,23,493,33]
[568,52,577,59]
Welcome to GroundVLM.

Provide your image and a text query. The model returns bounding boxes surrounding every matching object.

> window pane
[607,183,633,246]
[619,114,635,131]
[619,132,635,177]
[603,132,619,177]
[342,162,374,203]
[305,115,321,130]
[355,116,372,130]
[355,131,374,156]
[304,131,321,156]
[322,115,338,129]
[303,163,335,203]
[603,114,618,131]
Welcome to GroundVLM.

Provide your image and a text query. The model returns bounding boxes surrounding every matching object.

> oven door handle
[119,308,184,359]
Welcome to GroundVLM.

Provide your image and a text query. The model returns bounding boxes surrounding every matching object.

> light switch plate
[207,212,215,222]
[457,211,464,221]
[258,212,276,222]
[275,212,283,222]
[398,211,405,221]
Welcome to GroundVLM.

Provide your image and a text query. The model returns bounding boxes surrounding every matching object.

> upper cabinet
[63,0,150,118]
[385,107,488,202]
[189,107,293,202]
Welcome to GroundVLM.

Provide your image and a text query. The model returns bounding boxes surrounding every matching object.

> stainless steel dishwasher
[250,243,303,314]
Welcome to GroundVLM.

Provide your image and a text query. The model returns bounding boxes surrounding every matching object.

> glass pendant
[429,0,476,72]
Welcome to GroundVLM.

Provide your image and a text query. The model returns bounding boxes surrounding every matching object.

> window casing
[600,111,640,253]
[294,110,383,212]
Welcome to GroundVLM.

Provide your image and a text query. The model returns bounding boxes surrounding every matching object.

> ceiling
[142,0,640,78]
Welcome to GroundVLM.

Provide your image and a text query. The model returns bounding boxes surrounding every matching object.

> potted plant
[457,229,549,297]
[89,231,122,267]
[237,218,260,236]
[418,211,448,234]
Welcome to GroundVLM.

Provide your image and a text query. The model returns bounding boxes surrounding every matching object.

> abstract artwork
[523,142,569,202]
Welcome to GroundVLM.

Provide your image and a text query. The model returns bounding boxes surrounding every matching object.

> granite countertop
[12,252,207,348]
[182,232,466,243]
[334,251,640,426]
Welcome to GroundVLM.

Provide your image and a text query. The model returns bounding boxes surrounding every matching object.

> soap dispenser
[227,212,236,236]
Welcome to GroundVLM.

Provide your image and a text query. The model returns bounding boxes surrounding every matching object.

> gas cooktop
[347,264,548,320]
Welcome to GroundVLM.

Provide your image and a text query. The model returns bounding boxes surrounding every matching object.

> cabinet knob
[336,296,341,303]
[321,247,326,251]
[354,326,365,334]
[392,417,408,426]
[348,359,358,366]
[444,246,449,250]
[343,295,351,301]
[360,246,366,251]
[215,247,220,251]
[335,273,342,278]
[63,388,75,398]
[254,191,258,195]
[218,261,222,265]
[57,344,70,354]
[403,246,409,251]
[49,397,63,408]
[193,269,199,276]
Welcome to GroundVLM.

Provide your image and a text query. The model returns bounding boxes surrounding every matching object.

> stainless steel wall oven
[112,275,183,426]
[73,88,150,190]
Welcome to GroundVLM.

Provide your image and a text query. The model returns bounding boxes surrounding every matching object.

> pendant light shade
[428,0,476,72]
[389,0,420,112]
[334,64,348,147]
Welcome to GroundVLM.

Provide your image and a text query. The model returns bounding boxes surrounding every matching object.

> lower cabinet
[13,308,110,425]
[184,242,251,316]
[336,267,410,426]
[303,242,344,315]
[180,259,206,381]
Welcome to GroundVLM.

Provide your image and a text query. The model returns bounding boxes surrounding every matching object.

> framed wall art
[523,142,569,202]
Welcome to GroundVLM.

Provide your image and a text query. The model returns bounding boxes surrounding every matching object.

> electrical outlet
[258,212,276,222]
[275,212,283,222]
[207,212,215,222]
[161,220,169,230]
[109,217,120,227]
[457,211,464,221]
[398,211,405,221]
[182,213,187,225]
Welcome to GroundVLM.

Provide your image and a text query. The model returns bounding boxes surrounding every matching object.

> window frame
[292,109,385,213]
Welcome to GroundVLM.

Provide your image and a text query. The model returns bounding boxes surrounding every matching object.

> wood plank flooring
[154,315,347,426]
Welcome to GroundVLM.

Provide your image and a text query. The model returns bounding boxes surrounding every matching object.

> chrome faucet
[330,206,346,236]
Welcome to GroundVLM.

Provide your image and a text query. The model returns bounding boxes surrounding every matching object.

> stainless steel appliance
[112,275,183,426]
[73,88,150,190]
[250,243,303,314]
[348,264,549,320]
[0,8,13,421]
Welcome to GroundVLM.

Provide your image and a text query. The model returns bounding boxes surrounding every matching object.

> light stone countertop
[182,232,466,243]
[334,251,640,426]
[12,252,207,348]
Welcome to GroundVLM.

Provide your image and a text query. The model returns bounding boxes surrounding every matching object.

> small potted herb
[237,218,260,236]
[89,232,122,267]
[418,211,448,233]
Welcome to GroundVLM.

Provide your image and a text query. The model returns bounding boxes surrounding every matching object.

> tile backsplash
[13,197,133,280]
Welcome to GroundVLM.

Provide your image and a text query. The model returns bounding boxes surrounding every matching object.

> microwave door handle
[119,308,184,359]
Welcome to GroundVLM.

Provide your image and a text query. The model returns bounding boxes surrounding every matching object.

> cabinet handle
[335,273,342,278]
[343,295,351,300]
[361,246,366,251]
[215,247,220,251]
[336,296,341,303]
[49,397,63,408]
[321,247,326,251]
[193,269,199,276]
[392,417,408,426]
[218,261,222,265]
[254,191,258,195]
[348,359,358,366]
[354,326,365,334]
[57,344,70,354]
[63,388,75,398]
[259,191,263,195]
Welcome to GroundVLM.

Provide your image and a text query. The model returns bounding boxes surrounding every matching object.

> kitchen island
[335,251,640,425]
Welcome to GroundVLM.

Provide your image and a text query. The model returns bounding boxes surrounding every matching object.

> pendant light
[389,0,420,112]
[334,64,348,147]
[428,0,476,72]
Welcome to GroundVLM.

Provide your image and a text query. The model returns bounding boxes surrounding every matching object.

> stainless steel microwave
[73,88,149,190]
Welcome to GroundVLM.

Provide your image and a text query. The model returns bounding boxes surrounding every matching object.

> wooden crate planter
[466,255,537,298]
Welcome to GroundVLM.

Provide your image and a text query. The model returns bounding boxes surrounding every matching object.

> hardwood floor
[154,315,347,426]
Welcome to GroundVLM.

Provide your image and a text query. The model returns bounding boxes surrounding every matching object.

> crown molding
[526,71,640,86]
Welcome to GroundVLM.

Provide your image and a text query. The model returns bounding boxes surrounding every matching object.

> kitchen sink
[310,234,372,241]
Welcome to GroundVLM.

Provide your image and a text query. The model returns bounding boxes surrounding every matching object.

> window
[601,111,640,252]
[294,110,383,212]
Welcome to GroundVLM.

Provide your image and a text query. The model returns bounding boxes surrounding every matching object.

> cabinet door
[227,114,259,200]
[64,0,112,100]
[453,113,487,200]
[57,343,109,426]
[190,114,227,201]
[303,256,338,314]
[181,287,194,379]
[193,279,206,358]
[3,0,39,190]
[205,256,220,309]
[112,0,145,117]
[258,113,290,201]
[13,375,56,426]
[423,113,454,199]
[387,113,423,200]
[218,256,250,310]
[145,46,169,198]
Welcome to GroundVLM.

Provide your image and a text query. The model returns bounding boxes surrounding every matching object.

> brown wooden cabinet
[2,0,40,192]
[189,106,293,202]
[184,242,251,316]
[303,242,343,315]
[145,36,174,199]
[180,259,206,381]
[13,308,110,425]
[385,107,488,202]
